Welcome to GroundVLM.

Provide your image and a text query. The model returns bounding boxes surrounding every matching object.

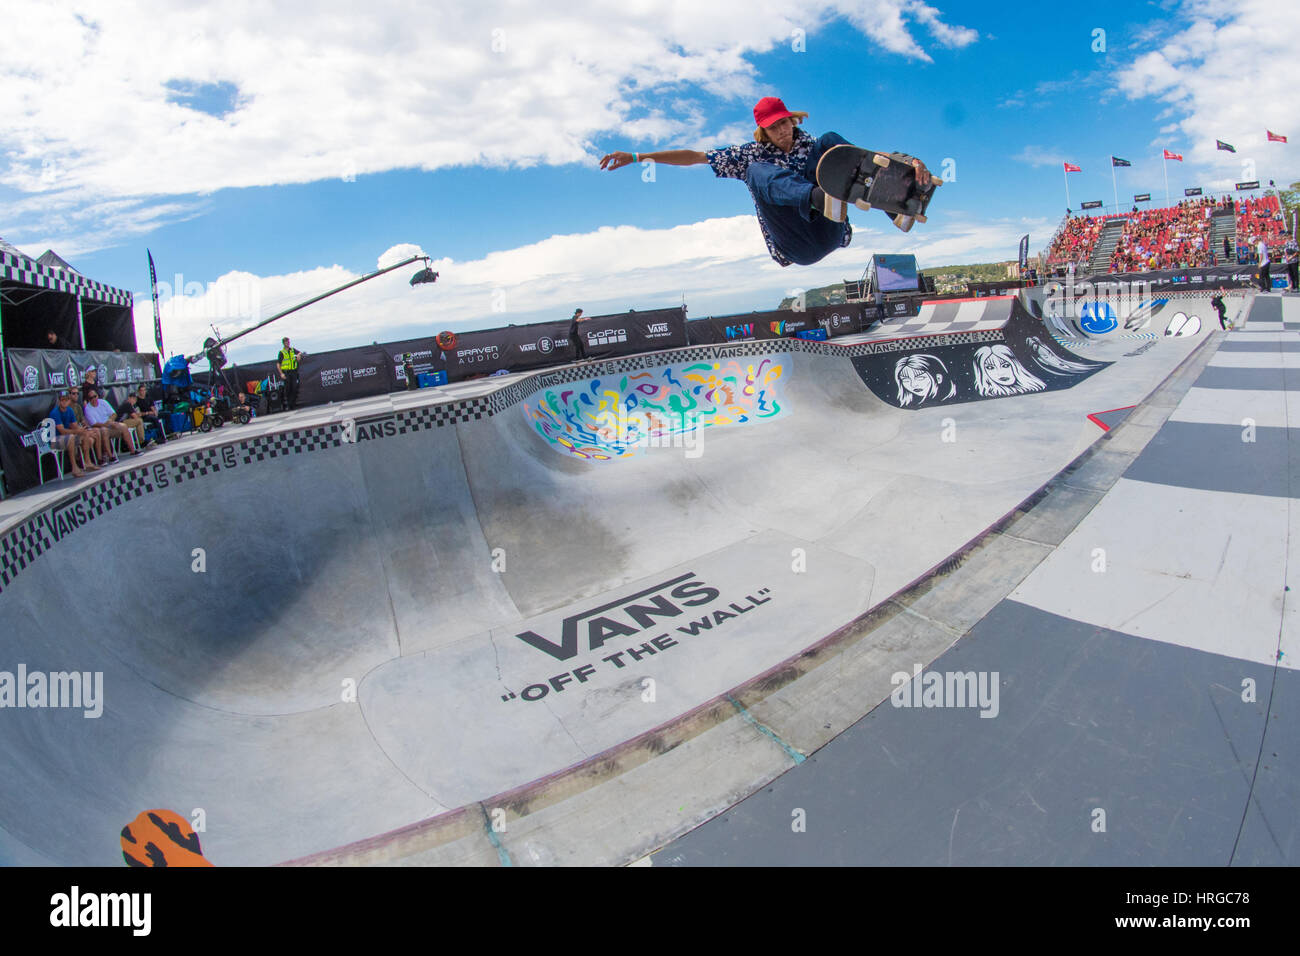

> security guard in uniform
[278,336,304,410]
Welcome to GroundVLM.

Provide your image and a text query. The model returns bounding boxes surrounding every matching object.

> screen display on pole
[872,254,919,292]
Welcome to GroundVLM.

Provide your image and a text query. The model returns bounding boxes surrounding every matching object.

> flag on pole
[1162,149,1183,161]
[1111,156,1131,167]
[1216,140,1236,152]
[1267,130,1288,143]
[147,249,164,354]
[1064,162,1081,172]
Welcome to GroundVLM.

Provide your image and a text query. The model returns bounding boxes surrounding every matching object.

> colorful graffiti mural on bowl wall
[524,358,789,460]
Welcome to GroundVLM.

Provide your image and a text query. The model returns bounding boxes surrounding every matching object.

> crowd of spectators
[1107,196,1233,273]
[1237,195,1289,261]
[38,381,185,480]
[1045,214,1119,269]
[1044,194,1292,275]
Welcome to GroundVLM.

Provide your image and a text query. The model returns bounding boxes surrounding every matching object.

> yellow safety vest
[279,348,299,371]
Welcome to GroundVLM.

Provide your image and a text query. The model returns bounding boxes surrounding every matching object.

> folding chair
[25,419,65,486]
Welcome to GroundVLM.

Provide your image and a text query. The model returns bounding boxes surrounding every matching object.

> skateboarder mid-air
[599,96,935,267]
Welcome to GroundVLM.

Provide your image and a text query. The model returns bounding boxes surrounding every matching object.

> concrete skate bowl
[0,306,1214,866]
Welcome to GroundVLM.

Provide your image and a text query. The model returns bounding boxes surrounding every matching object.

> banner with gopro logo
[6,348,159,396]
[577,307,687,361]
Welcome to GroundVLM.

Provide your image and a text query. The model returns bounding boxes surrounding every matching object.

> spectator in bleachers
[134,384,168,443]
[67,386,110,464]
[115,393,152,449]
[82,387,139,457]
[45,329,73,349]
[81,367,104,396]
[48,391,98,477]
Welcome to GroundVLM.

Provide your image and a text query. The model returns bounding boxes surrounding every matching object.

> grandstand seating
[1043,195,1268,274]
[1236,195,1289,259]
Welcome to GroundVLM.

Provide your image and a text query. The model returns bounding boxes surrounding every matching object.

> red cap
[753,96,795,129]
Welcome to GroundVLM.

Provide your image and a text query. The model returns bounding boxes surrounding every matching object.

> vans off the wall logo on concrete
[39,499,90,542]
[504,572,773,702]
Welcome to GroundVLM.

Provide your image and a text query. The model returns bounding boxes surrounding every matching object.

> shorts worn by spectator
[83,389,138,456]
[116,394,151,448]
[48,392,98,477]
[67,387,110,463]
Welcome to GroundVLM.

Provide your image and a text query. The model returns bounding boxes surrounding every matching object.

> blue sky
[1,0,1295,365]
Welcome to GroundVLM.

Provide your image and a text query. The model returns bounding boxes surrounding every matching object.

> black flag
[147,249,164,353]
[1216,140,1236,153]
[1018,234,1029,272]
[1111,156,1131,167]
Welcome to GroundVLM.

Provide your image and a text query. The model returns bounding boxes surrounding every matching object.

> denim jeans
[744,131,851,265]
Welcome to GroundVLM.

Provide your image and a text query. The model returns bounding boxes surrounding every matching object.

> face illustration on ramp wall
[973,344,1046,397]
[894,354,956,407]
[524,358,788,460]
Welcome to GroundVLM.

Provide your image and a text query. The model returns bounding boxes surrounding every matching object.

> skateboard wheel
[854,200,873,211]
[914,214,927,224]
[872,154,891,168]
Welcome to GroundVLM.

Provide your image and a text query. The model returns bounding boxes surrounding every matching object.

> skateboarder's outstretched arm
[600,150,707,170]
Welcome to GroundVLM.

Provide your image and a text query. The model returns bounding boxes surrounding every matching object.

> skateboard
[815,145,941,231]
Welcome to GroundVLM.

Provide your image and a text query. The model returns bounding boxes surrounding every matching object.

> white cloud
[135,212,1040,365]
[2,1,977,249]
[1115,0,1299,184]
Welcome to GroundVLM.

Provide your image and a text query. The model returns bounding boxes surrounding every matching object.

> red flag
[1267,130,1287,143]
[1162,149,1183,161]
[1064,162,1081,172]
